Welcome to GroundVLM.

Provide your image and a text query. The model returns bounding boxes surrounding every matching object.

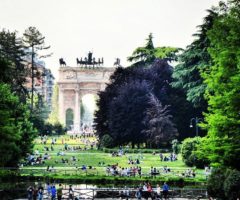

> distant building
[24,60,55,110]
[42,68,55,109]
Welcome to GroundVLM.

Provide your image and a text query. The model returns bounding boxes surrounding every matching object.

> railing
[0,187,208,199]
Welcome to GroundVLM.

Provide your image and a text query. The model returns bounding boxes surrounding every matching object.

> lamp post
[190,117,202,137]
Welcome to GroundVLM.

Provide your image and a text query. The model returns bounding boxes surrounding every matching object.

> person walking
[38,185,44,200]
[27,186,33,200]
[57,184,63,200]
[162,182,169,199]
[135,187,142,200]
[51,185,57,200]
[69,185,74,200]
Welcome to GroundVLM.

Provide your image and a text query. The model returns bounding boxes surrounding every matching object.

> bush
[224,169,240,200]
[100,134,114,148]
[207,168,226,199]
[207,168,240,200]
[181,137,209,168]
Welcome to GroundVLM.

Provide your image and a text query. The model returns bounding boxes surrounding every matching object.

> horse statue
[59,58,66,67]
[77,58,84,66]
[114,58,120,66]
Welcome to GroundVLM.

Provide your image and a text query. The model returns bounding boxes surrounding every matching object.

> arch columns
[59,88,65,125]
[74,89,81,133]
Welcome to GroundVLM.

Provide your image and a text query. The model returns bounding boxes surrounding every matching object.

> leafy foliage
[23,26,51,109]
[207,168,226,199]
[95,59,191,147]
[0,84,36,167]
[127,33,180,67]
[224,169,240,200]
[142,94,178,147]
[172,9,217,112]
[207,168,240,200]
[0,29,28,101]
[99,134,114,148]
[47,84,60,125]
[201,0,240,170]
[181,137,209,168]
[109,80,151,147]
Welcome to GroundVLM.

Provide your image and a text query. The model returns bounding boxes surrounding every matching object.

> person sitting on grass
[81,165,87,170]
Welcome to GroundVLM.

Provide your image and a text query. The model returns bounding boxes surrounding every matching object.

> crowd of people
[120,182,170,200]
[27,183,77,200]
[26,182,170,200]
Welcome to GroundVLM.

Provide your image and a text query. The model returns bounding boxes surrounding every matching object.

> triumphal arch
[57,55,115,132]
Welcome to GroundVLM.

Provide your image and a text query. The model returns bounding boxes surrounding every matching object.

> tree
[127,33,180,67]
[172,9,218,111]
[201,0,240,170]
[142,94,178,148]
[0,29,28,101]
[127,33,155,67]
[47,84,60,125]
[30,94,51,136]
[23,27,51,110]
[207,168,240,200]
[0,83,36,167]
[181,137,209,168]
[149,59,195,139]
[108,80,151,147]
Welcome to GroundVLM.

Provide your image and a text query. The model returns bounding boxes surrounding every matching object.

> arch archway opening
[66,108,74,130]
[81,94,98,133]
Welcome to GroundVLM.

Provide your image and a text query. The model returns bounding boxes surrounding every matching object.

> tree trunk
[131,142,135,149]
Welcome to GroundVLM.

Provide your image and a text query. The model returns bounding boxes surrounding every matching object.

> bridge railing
[0,187,208,199]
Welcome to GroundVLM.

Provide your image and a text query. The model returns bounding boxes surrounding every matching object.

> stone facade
[57,67,115,132]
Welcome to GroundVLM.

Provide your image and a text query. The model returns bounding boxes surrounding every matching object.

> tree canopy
[0,84,36,167]
[200,0,240,170]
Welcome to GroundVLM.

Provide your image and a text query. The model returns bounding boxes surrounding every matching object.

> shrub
[181,137,209,168]
[100,134,114,148]
[207,168,226,199]
[207,168,240,200]
[224,169,240,200]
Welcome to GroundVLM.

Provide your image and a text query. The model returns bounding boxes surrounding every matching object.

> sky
[0,0,221,80]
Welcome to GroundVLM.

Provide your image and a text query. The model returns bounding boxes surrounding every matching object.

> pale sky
[0,0,221,79]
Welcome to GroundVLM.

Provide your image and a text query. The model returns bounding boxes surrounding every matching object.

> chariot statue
[76,52,104,68]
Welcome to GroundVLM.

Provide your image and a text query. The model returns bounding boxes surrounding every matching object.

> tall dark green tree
[0,29,28,101]
[128,33,180,67]
[23,27,51,110]
[127,33,155,67]
[172,9,218,112]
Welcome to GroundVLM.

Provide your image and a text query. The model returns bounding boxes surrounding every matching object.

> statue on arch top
[59,58,66,67]
[114,58,121,67]
[76,51,104,68]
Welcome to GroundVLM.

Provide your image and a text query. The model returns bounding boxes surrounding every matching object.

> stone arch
[65,108,74,130]
[58,67,115,133]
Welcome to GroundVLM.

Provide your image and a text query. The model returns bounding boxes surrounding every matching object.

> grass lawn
[20,135,207,183]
